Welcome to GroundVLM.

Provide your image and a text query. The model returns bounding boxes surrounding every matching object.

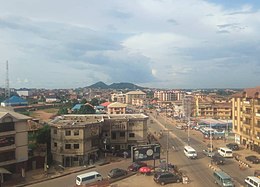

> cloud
[0,0,260,89]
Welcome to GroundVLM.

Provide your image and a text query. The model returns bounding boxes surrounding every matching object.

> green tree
[36,125,51,144]
[58,107,68,115]
[81,98,87,104]
[36,125,52,164]
[76,105,95,114]
[90,98,99,106]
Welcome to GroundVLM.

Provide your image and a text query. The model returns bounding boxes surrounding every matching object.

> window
[120,132,125,137]
[54,142,57,147]
[65,130,71,136]
[74,144,79,149]
[112,132,116,139]
[74,130,79,136]
[65,144,71,149]
[129,133,135,138]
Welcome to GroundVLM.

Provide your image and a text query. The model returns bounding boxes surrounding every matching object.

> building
[194,95,232,120]
[0,107,31,181]
[107,102,127,114]
[50,114,148,167]
[232,87,260,153]
[125,90,146,104]
[16,90,31,97]
[154,90,184,102]
[50,115,102,167]
[1,96,28,107]
[111,92,126,103]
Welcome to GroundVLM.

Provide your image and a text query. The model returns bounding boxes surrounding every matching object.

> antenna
[5,60,10,99]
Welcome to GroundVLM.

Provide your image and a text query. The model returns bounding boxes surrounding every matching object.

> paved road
[149,112,254,186]
[26,111,254,187]
[149,114,217,187]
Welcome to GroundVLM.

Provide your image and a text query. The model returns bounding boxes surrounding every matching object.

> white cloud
[0,0,260,88]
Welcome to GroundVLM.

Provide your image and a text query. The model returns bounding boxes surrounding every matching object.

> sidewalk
[3,157,123,187]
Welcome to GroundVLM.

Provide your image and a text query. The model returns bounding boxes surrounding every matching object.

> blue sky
[0,0,259,89]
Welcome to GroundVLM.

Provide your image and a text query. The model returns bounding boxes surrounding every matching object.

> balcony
[0,144,15,152]
[243,101,250,105]
[0,159,16,167]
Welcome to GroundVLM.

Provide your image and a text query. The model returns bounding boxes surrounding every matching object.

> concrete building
[125,90,146,104]
[107,102,127,114]
[232,87,260,153]
[50,114,148,167]
[111,92,126,103]
[16,90,31,97]
[194,96,232,120]
[0,107,30,181]
[154,90,184,102]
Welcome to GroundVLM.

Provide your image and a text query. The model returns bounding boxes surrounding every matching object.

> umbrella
[139,166,151,173]
[0,168,11,174]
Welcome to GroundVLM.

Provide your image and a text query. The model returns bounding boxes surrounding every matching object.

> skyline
[0,0,260,89]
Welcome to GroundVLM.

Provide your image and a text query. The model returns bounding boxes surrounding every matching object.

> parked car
[245,155,260,164]
[212,154,225,165]
[128,162,148,172]
[203,149,215,157]
[153,172,182,185]
[108,168,127,179]
[226,143,239,151]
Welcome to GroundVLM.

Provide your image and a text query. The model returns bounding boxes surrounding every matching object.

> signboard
[131,144,160,162]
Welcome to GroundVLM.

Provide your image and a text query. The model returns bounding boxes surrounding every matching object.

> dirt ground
[30,109,58,122]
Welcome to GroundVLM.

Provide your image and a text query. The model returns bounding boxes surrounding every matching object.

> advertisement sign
[131,144,161,162]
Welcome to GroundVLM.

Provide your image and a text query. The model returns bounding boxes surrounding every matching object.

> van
[76,171,103,186]
[218,147,233,158]
[245,176,260,187]
[184,146,197,159]
[213,171,234,187]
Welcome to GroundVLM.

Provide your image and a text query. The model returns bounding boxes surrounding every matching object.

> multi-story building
[154,90,184,102]
[125,90,146,104]
[111,92,126,103]
[194,96,232,120]
[50,114,148,167]
[107,102,127,114]
[232,87,260,153]
[0,107,30,180]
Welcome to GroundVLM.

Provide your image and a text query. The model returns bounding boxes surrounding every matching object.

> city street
[148,112,256,186]
[25,111,256,187]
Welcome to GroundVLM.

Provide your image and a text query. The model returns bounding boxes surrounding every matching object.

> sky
[0,0,260,89]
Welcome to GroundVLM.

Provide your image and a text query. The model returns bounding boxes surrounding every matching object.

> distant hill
[87,81,109,89]
[87,82,145,90]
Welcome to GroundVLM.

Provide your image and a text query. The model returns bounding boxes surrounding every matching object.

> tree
[76,104,95,114]
[58,107,68,115]
[90,98,99,106]
[36,125,51,144]
[36,125,52,164]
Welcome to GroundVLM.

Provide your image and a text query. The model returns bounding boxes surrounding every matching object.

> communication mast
[5,60,10,99]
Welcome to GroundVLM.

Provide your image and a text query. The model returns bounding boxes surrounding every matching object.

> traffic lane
[27,159,133,187]
[149,117,216,187]
[113,173,184,187]
[218,158,254,185]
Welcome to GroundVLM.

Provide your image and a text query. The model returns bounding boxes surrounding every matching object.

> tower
[5,60,10,99]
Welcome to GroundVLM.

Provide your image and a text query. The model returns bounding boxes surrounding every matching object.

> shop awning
[0,168,11,174]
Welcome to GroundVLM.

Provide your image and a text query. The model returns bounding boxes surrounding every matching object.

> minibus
[76,171,103,185]
[218,147,233,158]
[245,176,260,187]
[184,146,197,159]
[213,171,234,187]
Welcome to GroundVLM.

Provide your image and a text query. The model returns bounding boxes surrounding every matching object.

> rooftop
[50,114,148,128]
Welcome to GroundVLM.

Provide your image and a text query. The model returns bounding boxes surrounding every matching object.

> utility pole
[166,130,169,171]
[5,60,10,100]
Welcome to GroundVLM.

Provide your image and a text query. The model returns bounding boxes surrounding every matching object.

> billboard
[131,144,161,162]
